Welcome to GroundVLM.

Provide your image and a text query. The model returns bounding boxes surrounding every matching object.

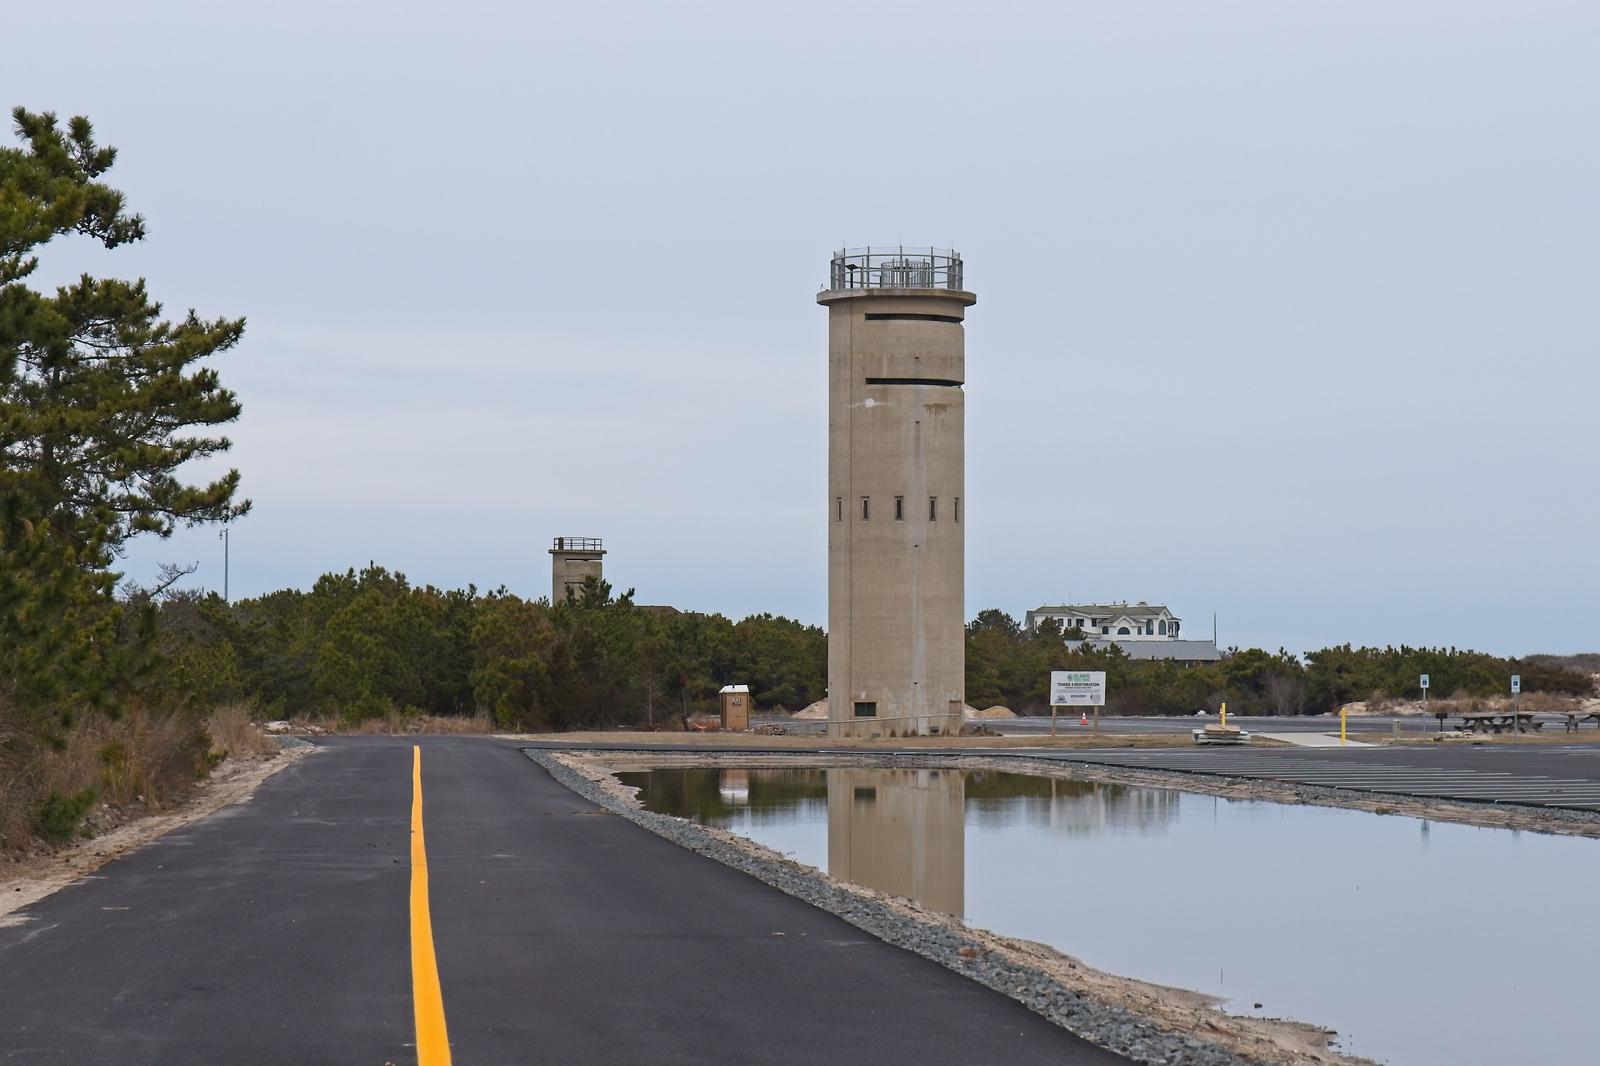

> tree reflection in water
[620,767,1180,919]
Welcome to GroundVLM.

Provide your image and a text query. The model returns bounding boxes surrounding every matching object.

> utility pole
[219,526,230,603]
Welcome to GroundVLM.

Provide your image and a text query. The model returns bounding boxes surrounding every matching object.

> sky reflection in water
[621,766,1600,1066]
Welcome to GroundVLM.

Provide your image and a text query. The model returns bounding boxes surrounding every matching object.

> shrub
[35,788,97,842]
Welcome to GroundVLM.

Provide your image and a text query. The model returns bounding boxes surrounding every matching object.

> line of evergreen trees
[150,569,828,730]
[144,584,1593,729]
[963,611,1591,716]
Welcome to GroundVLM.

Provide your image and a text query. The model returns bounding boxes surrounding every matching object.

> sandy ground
[0,746,313,921]
[557,749,1372,1066]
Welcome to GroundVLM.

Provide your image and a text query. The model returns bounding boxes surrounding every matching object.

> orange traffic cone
[1080,711,1088,726]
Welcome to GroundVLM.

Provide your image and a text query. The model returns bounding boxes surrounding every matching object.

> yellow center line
[411,745,452,1065]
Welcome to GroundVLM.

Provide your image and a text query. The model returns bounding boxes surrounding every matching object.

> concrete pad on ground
[1254,732,1374,748]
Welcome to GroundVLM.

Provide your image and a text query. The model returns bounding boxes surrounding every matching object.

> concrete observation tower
[818,247,976,738]
[549,537,605,604]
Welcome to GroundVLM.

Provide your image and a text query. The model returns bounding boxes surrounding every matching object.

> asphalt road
[0,737,1128,1066]
[757,714,1451,736]
[1083,741,1600,779]
[524,736,1600,811]
[991,714,1424,736]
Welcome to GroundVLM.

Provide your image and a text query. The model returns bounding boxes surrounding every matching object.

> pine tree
[1,108,249,565]
[0,107,248,720]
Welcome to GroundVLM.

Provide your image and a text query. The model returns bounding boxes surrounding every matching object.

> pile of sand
[793,701,1017,721]
[1341,700,1430,717]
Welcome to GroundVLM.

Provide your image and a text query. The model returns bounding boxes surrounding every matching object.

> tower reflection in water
[619,767,1181,922]
[827,769,966,918]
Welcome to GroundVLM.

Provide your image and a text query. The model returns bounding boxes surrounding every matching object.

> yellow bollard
[1220,701,1227,729]
[1340,707,1347,745]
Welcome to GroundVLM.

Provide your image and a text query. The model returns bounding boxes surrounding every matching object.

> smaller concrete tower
[549,537,605,604]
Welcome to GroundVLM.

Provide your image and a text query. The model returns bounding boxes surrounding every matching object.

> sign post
[1050,671,1107,739]
[1511,674,1521,734]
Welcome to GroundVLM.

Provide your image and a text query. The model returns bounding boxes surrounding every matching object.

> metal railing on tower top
[551,537,603,552]
[826,247,964,292]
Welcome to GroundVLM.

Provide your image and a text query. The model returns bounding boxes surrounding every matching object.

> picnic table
[1560,710,1600,733]
[1457,710,1542,734]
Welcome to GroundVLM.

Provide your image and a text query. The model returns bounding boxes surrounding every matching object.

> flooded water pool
[620,765,1600,1066]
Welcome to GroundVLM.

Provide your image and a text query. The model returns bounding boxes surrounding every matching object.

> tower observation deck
[817,247,975,738]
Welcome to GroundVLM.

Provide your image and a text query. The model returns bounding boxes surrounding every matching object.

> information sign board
[1050,670,1106,707]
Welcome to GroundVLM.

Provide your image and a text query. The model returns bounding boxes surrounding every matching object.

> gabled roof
[1065,638,1220,662]
[1032,603,1175,617]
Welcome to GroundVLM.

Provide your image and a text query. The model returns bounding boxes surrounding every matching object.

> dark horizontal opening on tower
[862,312,963,324]
[865,377,963,388]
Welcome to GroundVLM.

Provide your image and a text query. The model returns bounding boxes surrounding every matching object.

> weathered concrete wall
[818,285,976,738]
[550,550,604,605]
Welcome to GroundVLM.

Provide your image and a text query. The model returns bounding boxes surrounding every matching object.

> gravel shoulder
[0,745,313,921]
[534,748,1376,1066]
[500,729,1290,749]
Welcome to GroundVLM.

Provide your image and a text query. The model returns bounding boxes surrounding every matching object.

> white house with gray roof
[1026,602,1221,666]
[1025,602,1182,640]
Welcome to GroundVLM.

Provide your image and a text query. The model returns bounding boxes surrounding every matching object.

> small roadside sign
[1420,674,1430,690]
[1051,670,1107,707]
[1511,675,1521,695]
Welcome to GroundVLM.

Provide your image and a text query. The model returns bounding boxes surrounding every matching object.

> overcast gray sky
[10,1,1597,656]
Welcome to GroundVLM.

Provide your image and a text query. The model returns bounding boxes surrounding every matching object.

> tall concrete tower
[549,536,605,604]
[818,247,975,738]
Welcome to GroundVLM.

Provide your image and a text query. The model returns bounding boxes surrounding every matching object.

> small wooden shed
[719,684,751,731]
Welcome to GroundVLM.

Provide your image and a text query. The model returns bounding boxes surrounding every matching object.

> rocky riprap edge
[526,749,1263,1066]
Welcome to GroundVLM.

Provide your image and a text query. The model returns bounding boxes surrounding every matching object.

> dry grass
[1511,690,1579,714]
[300,708,497,736]
[0,713,32,853]
[1,701,265,854]
[1419,692,1580,718]
[205,704,278,757]
[36,708,209,811]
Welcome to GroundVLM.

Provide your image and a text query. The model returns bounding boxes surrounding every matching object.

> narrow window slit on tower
[862,313,963,324]
[954,497,960,523]
[836,497,842,522]
[861,496,870,521]
[894,496,904,521]
[929,496,938,521]
[864,377,962,387]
